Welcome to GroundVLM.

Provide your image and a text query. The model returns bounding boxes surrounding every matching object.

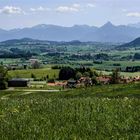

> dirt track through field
[1,90,61,100]
[1,92,33,100]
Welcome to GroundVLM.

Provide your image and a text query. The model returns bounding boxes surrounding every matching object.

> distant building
[67,80,77,88]
[97,76,111,84]
[7,64,19,70]
[77,77,92,87]
[29,59,39,64]
[8,78,30,87]
[29,59,40,69]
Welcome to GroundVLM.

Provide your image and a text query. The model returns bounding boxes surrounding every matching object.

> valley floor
[0,83,140,139]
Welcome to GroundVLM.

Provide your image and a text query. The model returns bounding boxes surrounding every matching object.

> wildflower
[124,97,129,101]
[26,105,30,108]
[106,97,111,101]
[128,105,132,108]
[12,108,19,113]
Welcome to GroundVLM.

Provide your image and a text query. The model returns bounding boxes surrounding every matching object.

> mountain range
[0,22,140,43]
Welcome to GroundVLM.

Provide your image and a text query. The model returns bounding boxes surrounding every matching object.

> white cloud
[56,4,81,13]
[72,4,81,8]
[56,3,96,13]
[56,6,79,13]
[126,12,140,17]
[0,6,24,15]
[87,3,96,8]
[30,6,51,12]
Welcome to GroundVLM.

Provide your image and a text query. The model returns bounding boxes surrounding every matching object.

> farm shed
[67,80,77,88]
[8,78,30,87]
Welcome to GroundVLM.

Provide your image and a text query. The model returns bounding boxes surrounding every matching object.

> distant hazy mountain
[0,38,84,45]
[117,37,140,49]
[0,22,140,42]
[0,24,97,42]
[82,22,140,42]
[0,38,43,45]
[128,22,140,28]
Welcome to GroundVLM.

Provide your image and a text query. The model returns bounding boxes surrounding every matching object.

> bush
[48,79,55,83]
[0,81,7,90]
[113,63,121,66]
[0,66,8,90]
[110,69,120,84]
[91,77,98,85]
[134,53,140,60]
[76,72,82,80]
[31,73,36,79]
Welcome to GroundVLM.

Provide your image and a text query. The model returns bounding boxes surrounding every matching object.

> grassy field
[100,70,140,77]
[0,58,21,64]
[0,83,140,139]
[8,68,59,79]
[92,61,140,71]
[8,65,140,80]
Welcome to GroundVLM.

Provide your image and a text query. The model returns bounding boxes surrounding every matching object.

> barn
[8,78,30,87]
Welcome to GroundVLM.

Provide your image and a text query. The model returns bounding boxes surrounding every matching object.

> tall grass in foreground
[0,83,140,140]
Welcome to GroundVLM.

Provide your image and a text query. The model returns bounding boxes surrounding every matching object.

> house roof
[97,77,111,82]
[9,78,29,82]
[67,80,77,83]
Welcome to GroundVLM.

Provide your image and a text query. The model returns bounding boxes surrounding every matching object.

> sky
[0,0,140,29]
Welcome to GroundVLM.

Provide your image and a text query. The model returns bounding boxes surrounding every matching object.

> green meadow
[8,68,59,79]
[0,83,140,139]
[8,66,140,79]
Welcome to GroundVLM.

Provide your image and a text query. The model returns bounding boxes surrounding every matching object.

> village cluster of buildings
[8,75,140,88]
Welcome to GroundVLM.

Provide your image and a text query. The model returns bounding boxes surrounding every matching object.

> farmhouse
[77,77,92,87]
[47,81,67,87]
[67,80,77,88]
[97,76,111,84]
[29,59,39,64]
[8,78,30,87]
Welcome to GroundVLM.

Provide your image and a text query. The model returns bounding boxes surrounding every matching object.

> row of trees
[59,66,120,85]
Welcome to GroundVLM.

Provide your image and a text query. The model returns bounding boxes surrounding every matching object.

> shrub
[0,66,8,90]
[110,69,120,84]
[48,79,55,83]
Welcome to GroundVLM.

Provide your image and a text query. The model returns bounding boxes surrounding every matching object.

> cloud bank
[0,6,24,15]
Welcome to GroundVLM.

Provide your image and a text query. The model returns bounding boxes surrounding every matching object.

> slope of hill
[117,37,140,49]
[0,22,140,42]
[0,38,40,45]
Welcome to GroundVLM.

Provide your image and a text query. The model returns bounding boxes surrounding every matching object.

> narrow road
[6,88,61,92]
[20,89,60,92]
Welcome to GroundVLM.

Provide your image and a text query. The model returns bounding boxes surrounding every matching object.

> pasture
[8,68,59,79]
[8,66,140,79]
[0,83,140,139]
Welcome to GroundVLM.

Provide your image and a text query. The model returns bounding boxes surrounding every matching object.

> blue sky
[0,0,140,29]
